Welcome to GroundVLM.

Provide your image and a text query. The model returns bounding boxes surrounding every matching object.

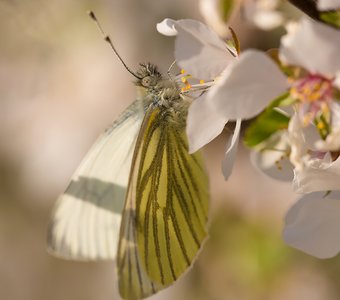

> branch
[287,0,320,21]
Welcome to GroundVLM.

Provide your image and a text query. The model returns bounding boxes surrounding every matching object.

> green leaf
[320,11,340,28]
[266,92,294,110]
[244,94,291,148]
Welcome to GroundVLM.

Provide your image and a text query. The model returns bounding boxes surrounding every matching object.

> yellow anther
[309,92,320,102]
[180,69,186,74]
[303,86,311,95]
[181,77,187,83]
[290,87,298,98]
[321,102,329,114]
[317,121,325,130]
[287,77,295,83]
[303,113,313,126]
[199,79,205,84]
[275,160,282,170]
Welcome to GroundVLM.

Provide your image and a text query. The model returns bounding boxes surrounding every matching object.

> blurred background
[1,0,340,299]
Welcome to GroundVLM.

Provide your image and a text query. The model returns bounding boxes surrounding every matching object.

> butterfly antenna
[88,11,142,79]
[166,60,181,91]
[166,60,177,79]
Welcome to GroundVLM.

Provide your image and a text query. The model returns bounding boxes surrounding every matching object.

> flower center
[290,74,333,104]
[289,74,335,131]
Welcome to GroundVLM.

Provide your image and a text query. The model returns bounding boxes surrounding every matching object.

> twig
[287,0,320,20]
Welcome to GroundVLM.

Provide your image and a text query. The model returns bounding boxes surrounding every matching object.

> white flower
[283,191,340,258]
[243,0,284,30]
[281,109,340,193]
[318,0,340,10]
[229,18,340,183]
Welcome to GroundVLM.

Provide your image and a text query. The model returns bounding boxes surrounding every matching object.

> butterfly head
[135,63,162,89]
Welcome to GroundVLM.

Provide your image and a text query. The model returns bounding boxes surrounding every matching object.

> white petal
[288,113,307,171]
[331,102,340,128]
[243,0,283,30]
[251,150,293,181]
[315,128,340,151]
[186,94,228,153]
[222,119,241,179]
[156,18,178,36]
[208,50,288,120]
[252,10,284,30]
[293,155,340,193]
[302,123,321,151]
[198,0,234,37]
[317,103,340,151]
[173,19,235,80]
[334,73,340,89]
[283,191,340,258]
[280,17,340,77]
[250,131,294,181]
[318,0,340,10]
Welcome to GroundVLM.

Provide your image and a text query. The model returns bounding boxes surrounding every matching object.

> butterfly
[47,12,209,300]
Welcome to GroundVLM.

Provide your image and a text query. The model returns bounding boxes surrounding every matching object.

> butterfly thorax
[135,63,190,129]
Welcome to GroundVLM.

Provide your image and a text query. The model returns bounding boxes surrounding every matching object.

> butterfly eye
[141,76,155,87]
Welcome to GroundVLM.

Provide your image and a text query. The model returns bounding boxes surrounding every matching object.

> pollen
[317,121,325,130]
[181,84,192,92]
[180,69,186,74]
[275,160,283,170]
[199,79,205,84]
[181,74,192,83]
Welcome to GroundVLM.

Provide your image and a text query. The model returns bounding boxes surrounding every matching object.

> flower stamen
[290,74,334,133]
[290,74,333,104]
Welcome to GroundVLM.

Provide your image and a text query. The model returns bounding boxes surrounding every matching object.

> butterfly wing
[117,105,209,299]
[47,100,144,260]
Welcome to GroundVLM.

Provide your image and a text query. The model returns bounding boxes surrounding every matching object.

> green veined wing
[117,91,209,299]
[47,100,144,260]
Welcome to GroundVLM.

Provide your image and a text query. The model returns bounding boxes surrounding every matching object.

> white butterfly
[47,12,209,300]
